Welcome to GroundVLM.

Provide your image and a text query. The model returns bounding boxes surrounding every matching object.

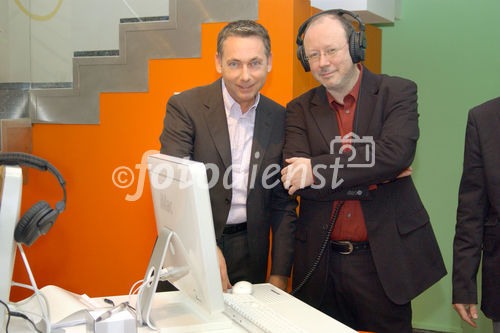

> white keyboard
[223,293,306,333]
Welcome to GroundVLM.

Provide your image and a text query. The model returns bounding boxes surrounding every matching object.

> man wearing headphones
[281,10,446,332]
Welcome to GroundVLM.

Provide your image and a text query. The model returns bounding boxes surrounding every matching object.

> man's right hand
[453,303,478,327]
[217,246,232,292]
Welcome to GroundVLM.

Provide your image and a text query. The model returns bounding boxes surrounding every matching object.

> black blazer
[159,78,297,282]
[284,66,447,306]
[453,97,500,320]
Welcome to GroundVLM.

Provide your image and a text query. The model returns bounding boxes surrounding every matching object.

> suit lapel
[354,66,380,136]
[203,79,232,169]
[248,98,273,192]
[310,88,341,147]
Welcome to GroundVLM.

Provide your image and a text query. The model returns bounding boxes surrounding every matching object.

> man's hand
[397,166,412,178]
[216,246,232,292]
[453,303,478,327]
[268,275,288,291]
[382,167,413,184]
[281,157,314,195]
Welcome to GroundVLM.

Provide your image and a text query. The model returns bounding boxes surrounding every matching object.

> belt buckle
[337,240,354,255]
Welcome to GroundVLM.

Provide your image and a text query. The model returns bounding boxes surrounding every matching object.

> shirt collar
[221,79,260,119]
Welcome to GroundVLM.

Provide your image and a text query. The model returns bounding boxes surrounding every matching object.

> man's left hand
[281,157,314,195]
[453,303,478,327]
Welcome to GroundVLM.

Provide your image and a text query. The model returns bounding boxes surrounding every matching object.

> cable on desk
[1,299,12,333]
[104,298,115,306]
[10,311,42,333]
[1,298,43,333]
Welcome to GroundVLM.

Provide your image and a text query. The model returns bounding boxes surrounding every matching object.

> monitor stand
[0,166,23,330]
[137,227,231,332]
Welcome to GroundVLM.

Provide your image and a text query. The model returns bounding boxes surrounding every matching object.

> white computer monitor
[138,154,230,331]
[0,166,23,329]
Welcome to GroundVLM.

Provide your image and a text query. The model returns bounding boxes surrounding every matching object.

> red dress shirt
[326,65,368,242]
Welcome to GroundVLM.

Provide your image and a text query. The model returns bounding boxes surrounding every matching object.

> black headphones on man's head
[0,152,66,246]
[296,9,367,72]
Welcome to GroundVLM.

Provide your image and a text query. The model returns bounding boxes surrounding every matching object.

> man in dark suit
[281,10,446,332]
[159,20,297,291]
[453,97,500,332]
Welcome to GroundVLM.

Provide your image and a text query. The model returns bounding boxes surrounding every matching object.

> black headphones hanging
[296,9,367,72]
[0,152,67,246]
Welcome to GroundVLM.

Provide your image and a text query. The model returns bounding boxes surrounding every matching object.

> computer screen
[0,166,23,329]
[138,154,229,330]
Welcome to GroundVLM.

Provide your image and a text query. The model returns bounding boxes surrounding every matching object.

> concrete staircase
[0,0,258,125]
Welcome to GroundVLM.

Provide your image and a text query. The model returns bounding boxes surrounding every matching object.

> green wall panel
[378,0,500,332]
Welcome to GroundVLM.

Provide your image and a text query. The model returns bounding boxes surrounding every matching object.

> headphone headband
[0,152,66,212]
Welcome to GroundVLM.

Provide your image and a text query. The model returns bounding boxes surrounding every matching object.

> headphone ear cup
[15,201,57,246]
[297,44,310,72]
[349,31,366,64]
[349,31,360,63]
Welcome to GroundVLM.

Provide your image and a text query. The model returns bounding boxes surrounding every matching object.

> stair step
[73,50,119,57]
[120,15,169,23]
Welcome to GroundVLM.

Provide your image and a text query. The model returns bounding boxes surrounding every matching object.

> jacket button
[225,198,230,204]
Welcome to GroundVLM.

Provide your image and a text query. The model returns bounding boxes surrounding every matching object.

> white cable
[136,283,144,327]
[133,266,168,331]
[128,278,148,328]
[17,243,51,333]
[2,301,46,332]
[136,280,158,331]
[129,279,144,298]
[8,283,51,333]
[11,281,36,291]
[10,282,50,313]
[134,231,175,331]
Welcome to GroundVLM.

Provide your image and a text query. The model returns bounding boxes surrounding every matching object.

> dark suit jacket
[453,97,500,320]
[159,78,297,282]
[284,66,446,306]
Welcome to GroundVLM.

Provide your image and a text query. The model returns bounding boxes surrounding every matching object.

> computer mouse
[232,281,253,295]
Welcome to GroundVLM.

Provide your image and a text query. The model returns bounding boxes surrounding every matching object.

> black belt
[330,240,370,255]
[223,222,247,235]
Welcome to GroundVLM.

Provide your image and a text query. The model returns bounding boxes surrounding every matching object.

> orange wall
[11,0,380,300]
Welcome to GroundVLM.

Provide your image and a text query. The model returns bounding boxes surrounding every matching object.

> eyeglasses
[305,44,347,63]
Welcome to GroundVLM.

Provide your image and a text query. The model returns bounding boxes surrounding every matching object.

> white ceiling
[309,0,400,23]
[310,0,336,10]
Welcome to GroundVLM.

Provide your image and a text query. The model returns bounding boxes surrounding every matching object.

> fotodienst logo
[111,150,282,201]
[112,134,376,201]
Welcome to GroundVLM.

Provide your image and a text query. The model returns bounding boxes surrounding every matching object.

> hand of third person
[216,246,232,292]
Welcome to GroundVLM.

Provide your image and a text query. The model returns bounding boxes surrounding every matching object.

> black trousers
[217,228,257,285]
[157,227,254,292]
[318,246,412,333]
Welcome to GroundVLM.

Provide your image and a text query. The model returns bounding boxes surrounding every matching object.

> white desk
[8,284,355,332]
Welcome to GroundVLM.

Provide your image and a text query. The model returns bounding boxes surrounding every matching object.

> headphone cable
[291,200,344,295]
